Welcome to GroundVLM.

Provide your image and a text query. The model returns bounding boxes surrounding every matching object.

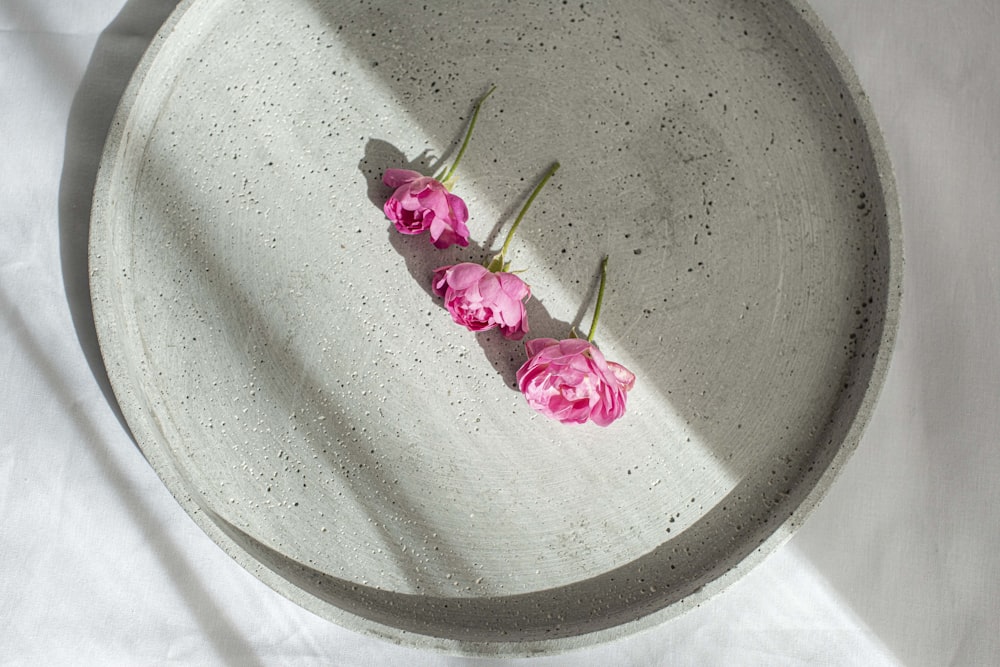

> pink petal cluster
[383,168,470,249]
[516,338,635,426]
[432,263,531,340]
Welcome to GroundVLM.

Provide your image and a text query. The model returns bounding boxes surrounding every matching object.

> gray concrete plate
[90,0,902,655]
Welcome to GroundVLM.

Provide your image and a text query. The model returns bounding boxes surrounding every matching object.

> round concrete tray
[90,0,901,656]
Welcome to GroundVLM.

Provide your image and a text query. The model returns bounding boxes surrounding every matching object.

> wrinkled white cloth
[2,0,997,664]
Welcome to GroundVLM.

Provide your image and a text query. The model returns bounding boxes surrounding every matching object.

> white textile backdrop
[1,0,997,664]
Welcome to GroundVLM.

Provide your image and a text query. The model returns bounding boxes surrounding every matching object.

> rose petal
[382,168,423,188]
[524,338,559,358]
[607,361,636,391]
[516,338,634,426]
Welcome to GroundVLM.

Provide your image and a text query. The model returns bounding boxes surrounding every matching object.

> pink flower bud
[382,169,470,249]
[516,338,635,426]
[432,262,531,340]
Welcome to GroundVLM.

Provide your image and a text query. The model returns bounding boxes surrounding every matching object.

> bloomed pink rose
[432,262,531,340]
[516,338,635,426]
[382,168,470,249]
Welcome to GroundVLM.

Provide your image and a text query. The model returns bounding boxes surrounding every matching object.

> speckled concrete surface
[90,0,900,654]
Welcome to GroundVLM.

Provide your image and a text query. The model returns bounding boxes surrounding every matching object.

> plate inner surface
[90,0,900,653]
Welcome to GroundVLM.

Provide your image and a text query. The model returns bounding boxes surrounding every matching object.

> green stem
[487,161,560,272]
[438,85,495,184]
[587,256,610,342]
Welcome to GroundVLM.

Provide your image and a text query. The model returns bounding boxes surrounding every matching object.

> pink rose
[516,338,635,426]
[382,168,470,249]
[432,262,531,340]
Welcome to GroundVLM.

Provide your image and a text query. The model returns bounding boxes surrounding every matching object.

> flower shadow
[358,138,438,211]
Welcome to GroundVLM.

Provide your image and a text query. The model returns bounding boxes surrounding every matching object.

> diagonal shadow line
[0,286,263,667]
[55,1,266,664]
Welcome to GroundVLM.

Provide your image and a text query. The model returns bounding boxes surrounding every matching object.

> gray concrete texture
[90,0,901,656]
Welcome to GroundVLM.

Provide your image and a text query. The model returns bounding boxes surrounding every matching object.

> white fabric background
[2,0,997,664]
